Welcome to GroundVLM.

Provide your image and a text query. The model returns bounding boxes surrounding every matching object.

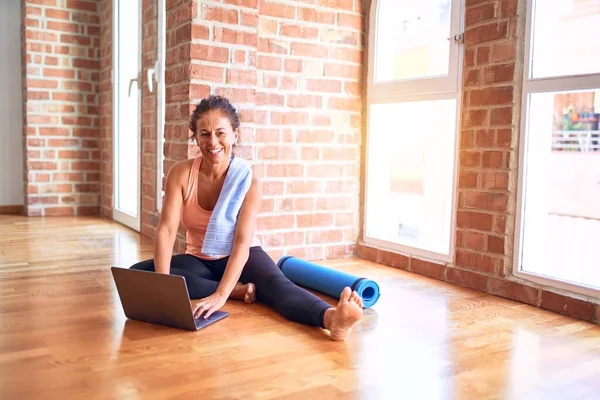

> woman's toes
[245,283,256,303]
[339,287,352,302]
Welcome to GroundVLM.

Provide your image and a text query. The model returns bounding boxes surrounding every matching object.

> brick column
[254,0,363,261]
[187,0,259,161]
[454,0,520,284]
[99,0,112,218]
[163,0,195,171]
[158,0,365,260]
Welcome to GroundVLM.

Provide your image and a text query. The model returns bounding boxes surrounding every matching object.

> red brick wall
[111,0,366,257]
[179,0,364,261]
[456,0,519,290]
[259,0,363,261]
[22,0,101,217]
[164,0,195,253]
[98,0,364,261]
[358,0,600,325]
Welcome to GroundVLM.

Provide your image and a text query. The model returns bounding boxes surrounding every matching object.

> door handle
[147,60,160,93]
[448,33,464,44]
[147,69,154,93]
[128,77,138,97]
[128,72,141,97]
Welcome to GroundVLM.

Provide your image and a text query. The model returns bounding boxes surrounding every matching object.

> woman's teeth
[209,149,222,155]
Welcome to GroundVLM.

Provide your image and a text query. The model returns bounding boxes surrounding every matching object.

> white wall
[0,0,24,206]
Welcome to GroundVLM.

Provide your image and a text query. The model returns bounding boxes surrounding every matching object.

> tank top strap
[184,156,201,202]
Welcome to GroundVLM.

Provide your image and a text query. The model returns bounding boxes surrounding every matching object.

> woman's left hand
[192,292,227,319]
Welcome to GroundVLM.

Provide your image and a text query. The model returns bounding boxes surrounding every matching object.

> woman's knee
[242,247,279,277]
[129,259,155,271]
[129,254,196,272]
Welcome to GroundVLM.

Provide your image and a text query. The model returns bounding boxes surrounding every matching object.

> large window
[516,0,600,295]
[364,0,463,261]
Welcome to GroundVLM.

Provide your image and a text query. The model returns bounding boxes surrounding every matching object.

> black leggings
[130,246,332,328]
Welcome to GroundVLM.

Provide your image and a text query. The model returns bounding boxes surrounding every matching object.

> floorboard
[1,215,600,400]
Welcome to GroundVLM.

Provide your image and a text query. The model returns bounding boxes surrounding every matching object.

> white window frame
[112,0,142,232]
[363,0,464,263]
[155,0,166,211]
[513,0,600,298]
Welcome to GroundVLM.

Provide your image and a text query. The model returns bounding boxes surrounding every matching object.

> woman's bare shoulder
[165,158,195,185]
[169,158,194,174]
[163,158,196,200]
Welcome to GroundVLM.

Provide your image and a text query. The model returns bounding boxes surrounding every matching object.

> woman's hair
[189,95,240,140]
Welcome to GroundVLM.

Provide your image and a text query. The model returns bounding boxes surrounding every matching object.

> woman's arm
[153,162,185,274]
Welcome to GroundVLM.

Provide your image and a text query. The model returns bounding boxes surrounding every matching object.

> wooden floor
[1,216,600,400]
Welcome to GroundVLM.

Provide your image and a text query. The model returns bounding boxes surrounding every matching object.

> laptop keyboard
[194,310,228,329]
[195,317,213,329]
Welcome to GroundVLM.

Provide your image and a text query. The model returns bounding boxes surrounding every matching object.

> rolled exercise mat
[277,256,381,309]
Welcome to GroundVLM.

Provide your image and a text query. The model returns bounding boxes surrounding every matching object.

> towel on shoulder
[201,156,253,257]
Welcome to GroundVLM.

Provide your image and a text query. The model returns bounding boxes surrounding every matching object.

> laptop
[111,266,229,331]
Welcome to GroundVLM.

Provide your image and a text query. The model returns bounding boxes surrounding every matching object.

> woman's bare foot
[230,282,256,304]
[324,287,363,341]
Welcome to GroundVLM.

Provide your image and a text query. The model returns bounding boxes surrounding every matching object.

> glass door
[364,0,463,262]
[112,0,141,231]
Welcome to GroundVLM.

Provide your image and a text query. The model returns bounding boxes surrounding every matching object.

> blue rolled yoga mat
[277,256,381,309]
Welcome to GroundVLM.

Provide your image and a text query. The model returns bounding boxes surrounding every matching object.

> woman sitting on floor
[130,95,363,341]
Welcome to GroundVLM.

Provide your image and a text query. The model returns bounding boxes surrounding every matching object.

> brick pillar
[22,0,101,217]
[254,0,364,261]
[187,0,258,161]
[158,0,365,260]
[161,0,195,253]
[456,0,520,281]
[164,0,195,171]
[99,0,112,218]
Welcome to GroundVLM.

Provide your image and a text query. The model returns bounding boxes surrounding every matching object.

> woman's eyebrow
[199,127,227,132]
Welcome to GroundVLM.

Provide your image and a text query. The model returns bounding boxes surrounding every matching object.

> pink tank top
[181,156,260,260]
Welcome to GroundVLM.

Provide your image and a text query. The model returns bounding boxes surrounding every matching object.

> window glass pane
[531,0,600,78]
[365,99,457,255]
[116,0,140,216]
[375,0,452,83]
[521,89,600,289]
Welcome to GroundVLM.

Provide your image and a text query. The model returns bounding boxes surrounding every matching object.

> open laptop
[111,266,229,331]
